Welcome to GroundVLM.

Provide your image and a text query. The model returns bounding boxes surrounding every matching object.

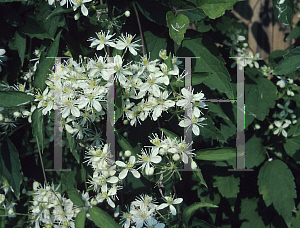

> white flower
[61,100,80,118]
[178,108,207,136]
[277,100,293,117]
[115,33,141,56]
[273,120,290,137]
[114,55,132,85]
[148,91,175,121]
[176,87,205,108]
[0,49,8,72]
[96,184,117,208]
[88,31,116,50]
[138,148,161,175]
[157,195,183,216]
[71,0,92,16]
[22,105,36,123]
[116,156,140,179]
[159,49,168,60]
[145,217,165,228]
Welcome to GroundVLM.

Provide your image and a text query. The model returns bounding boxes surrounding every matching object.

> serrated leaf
[89,207,122,228]
[239,197,266,228]
[0,138,22,198]
[182,202,218,225]
[291,202,300,227]
[206,102,230,120]
[0,91,34,107]
[31,109,44,152]
[213,175,239,198]
[273,47,300,75]
[34,30,62,91]
[166,11,189,45]
[272,0,294,27]
[245,68,277,123]
[283,136,300,163]
[199,0,243,19]
[61,174,85,207]
[159,128,180,141]
[258,159,296,226]
[14,30,26,66]
[75,210,86,228]
[176,35,234,99]
[196,147,240,161]
[245,135,266,168]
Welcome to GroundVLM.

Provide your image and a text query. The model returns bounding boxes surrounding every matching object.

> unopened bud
[124,150,131,157]
[125,11,130,17]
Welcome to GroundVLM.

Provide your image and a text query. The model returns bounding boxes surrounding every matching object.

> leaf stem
[36,136,47,186]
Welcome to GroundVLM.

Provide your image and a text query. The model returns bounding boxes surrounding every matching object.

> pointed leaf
[75,210,86,228]
[272,0,294,27]
[166,11,189,45]
[258,159,296,226]
[89,207,122,228]
[182,202,218,225]
[61,174,85,207]
[14,30,26,66]
[32,109,45,152]
[159,128,180,141]
[0,91,34,107]
[213,175,240,198]
[196,147,242,161]
[0,138,22,198]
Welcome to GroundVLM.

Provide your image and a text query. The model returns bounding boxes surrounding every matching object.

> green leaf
[283,136,300,163]
[20,14,54,40]
[114,83,123,123]
[195,147,240,161]
[34,30,62,91]
[199,0,243,19]
[182,202,218,225]
[115,131,138,159]
[0,91,34,107]
[170,72,212,87]
[245,135,267,168]
[245,68,277,124]
[258,159,296,226]
[158,128,180,141]
[135,0,169,26]
[291,202,300,227]
[46,6,74,20]
[194,170,208,188]
[0,138,22,198]
[14,30,26,66]
[61,174,85,207]
[272,0,294,27]
[75,210,86,228]
[166,11,189,45]
[0,205,6,228]
[176,34,234,99]
[286,25,300,40]
[143,31,167,61]
[207,102,230,121]
[239,197,266,228]
[177,1,206,22]
[273,46,300,75]
[213,175,239,199]
[89,207,122,228]
[0,0,25,2]
[32,109,45,152]
[66,131,79,164]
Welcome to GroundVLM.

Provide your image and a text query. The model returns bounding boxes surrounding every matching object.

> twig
[133,2,145,56]
[36,136,47,185]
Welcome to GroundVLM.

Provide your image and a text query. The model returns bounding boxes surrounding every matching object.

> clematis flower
[273,120,291,137]
[138,147,161,175]
[116,156,140,179]
[114,33,141,56]
[157,194,183,216]
[88,31,116,50]
[71,0,92,16]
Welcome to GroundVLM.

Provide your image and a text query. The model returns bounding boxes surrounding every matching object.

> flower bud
[74,12,80,20]
[123,119,129,125]
[123,132,128,137]
[293,120,297,124]
[124,150,131,157]
[191,161,197,170]
[13,111,21,118]
[172,153,180,161]
[46,186,51,191]
[159,148,167,155]
[269,124,274,130]
[91,198,97,205]
[0,114,3,121]
[254,124,260,130]
[147,167,154,175]
[33,181,40,191]
[8,207,14,216]
[125,10,130,17]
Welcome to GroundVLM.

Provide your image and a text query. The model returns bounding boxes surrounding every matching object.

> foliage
[0,0,300,227]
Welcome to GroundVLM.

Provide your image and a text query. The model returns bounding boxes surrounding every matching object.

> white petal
[92,100,102,112]
[119,169,128,179]
[107,176,119,183]
[107,197,115,208]
[282,129,287,137]
[173,198,183,204]
[151,156,161,164]
[192,124,200,136]
[170,205,177,215]
[71,107,80,117]
[157,203,168,210]
[81,4,88,16]
[129,156,135,164]
[131,169,141,178]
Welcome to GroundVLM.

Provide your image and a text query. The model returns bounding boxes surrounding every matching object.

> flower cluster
[120,193,182,228]
[0,48,7,72]
[29,181,80,228]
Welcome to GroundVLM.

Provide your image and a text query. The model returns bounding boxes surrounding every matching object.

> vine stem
[133,2,145,56]
[172,5,198,16]
[36,136,48,186]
